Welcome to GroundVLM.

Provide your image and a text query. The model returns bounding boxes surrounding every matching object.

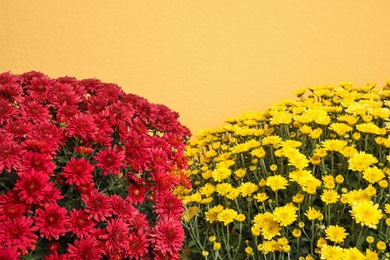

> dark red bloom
[67,236,104,260]
[0,216,38,255]
[150,216,185,257]
[0,140,23,174]
[0,72,22,102]
[35,203,69,240]
[66,113,98,140]
[4,119,32,139]
[14,171,51,204]
[100,218,129,255]
[20,101,51,123]
[0,245,19,260]
[111,195,136,221]
[62,157,95,186]
[68,209,96,239]
[153,190,184,217]
[127,182,146,205]
[18,151,55,175]
[0,99,18,125]
[93,146,125,176]
[44,251,69,260]
[125,229,149,259]
[56,103,80,124]
[82,192,112,222]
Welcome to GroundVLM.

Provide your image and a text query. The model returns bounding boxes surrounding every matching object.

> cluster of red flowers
[0,71,191,259]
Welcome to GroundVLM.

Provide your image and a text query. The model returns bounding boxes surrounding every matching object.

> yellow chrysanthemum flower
[321,189,340,205]
[254,192,269,203]
[199,183,215,197]
[341,247,366,260]
[329,122,352,136]
[266,175,289,191]
[362,166,385,184]
[205,205,224,223]
[319,245,343,260]
[211,166,232,182]
[305,207,323,221]
[350,200,383,229]
[348,151,378,172]
[238,182,259,197]
[325,225,348,244]
[272,204,298,227]
[356,122,382,135]
[321,139,347,152]
[217,208,238,226]
[216,183,233,196]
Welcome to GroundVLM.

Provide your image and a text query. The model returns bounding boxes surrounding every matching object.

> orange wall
[2,1,390,135]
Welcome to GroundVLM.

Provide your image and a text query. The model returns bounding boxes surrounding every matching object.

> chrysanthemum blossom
[350,200,383,229]
[62,157,95,186]
[68,209,96,239]
[100,218,129,256]
[93,146,125,176]
[325,225,349,244]
[0,216,38,255]
[67,236,104,260]
[82,192,112,222]
[35,203,69,240]
[14,171,51,204]
[153,190,184,217]
[150,216,185,257]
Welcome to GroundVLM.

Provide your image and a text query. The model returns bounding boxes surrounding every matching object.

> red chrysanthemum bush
[0,71,191,259]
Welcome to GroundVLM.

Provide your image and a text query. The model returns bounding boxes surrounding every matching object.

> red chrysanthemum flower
[151,170,181,192]
[0,191,29,221]
[0,202,28,221]
[20,101,51,123]
[0,245,19,260]
[44,251,69,260]
[35,203,69,240]
[0,137,24,174]
[125,229,149,259]
[0,72,22,102]
[62,157,95,186]
[127,210,150,231]
[82,192,112,222]
[31,122,65,148]
[56,103,80,124]
[68,209,96,239]
[153,190,184,217]
[111,195,136,221]
[40,182,64,205]
[18,151,55,175]
[0,216,38,255]
[46,82,81,106]
[150,216,185,257]
[127,183,146,205]
[67,236,104,260]
[14,171,51,204]
[4,119,32,139]
[100,218,129,256]
[87,94,110,114]
[93,146,125,176]
[66,113,98,140]
[0,99,18,125]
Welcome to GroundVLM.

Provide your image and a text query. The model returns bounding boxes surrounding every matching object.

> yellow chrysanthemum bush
[177,81,390,259]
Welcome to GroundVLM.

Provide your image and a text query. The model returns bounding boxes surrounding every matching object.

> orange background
[1,1,390,135]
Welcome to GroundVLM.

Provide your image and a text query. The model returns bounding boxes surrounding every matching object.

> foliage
[0,71,191,259]
[178,81,390,259]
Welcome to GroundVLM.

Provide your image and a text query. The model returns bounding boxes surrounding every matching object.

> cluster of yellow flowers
[178,81,390,259]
